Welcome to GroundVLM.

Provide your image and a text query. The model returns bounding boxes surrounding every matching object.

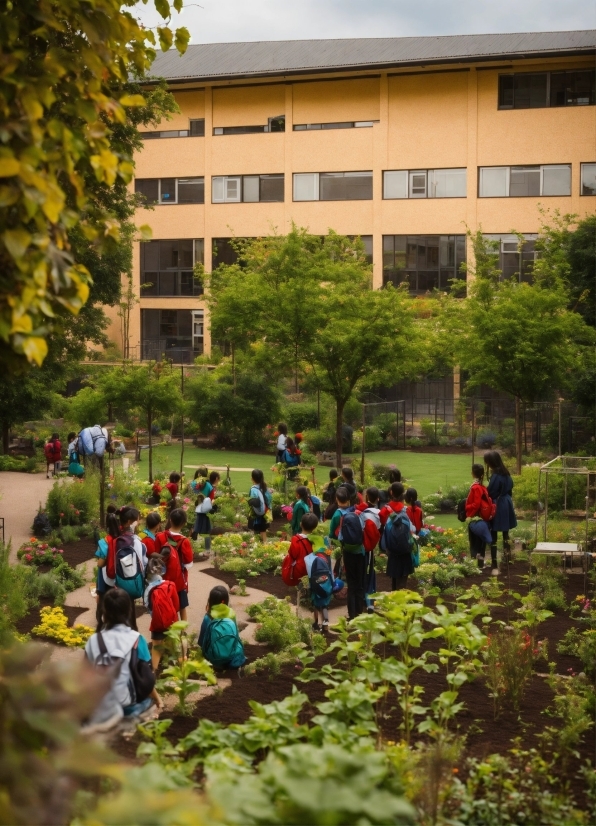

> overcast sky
[134,0,595,44]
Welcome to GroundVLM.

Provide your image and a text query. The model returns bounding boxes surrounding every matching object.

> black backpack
[33,509,52,537]
[380,510,412,556]
[457,499,467,522]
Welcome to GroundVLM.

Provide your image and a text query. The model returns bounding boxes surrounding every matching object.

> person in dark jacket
[484,450,517,573]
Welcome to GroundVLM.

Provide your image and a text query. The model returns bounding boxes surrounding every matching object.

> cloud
[135,0,595,44]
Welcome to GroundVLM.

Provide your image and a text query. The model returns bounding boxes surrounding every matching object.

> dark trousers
[490,530,510,567]
[343,551,366,619]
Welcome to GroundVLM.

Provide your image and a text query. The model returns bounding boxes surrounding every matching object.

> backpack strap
[97,631,108,658]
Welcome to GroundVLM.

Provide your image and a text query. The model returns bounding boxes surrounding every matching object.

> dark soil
[15,599,87,636]
[59,537,98,567]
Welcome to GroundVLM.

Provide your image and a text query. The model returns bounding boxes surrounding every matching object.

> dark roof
[148,31,596,84]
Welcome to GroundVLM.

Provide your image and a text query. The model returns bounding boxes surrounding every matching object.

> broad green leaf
[157,26,173,51]
[174,26,190,54]
[154,0,171,19]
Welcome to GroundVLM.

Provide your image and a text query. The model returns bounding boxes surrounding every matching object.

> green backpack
[201,618,246,669]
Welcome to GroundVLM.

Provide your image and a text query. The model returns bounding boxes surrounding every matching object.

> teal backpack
[201,618,246,669]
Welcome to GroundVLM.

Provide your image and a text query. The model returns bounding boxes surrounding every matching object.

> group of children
[282,451,516,627]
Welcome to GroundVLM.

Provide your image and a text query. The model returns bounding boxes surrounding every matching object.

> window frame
[382,234,466,294]
[140,120,205,139]
[213,116,286,136]
[293,171,373,202]
[383,168,467,199]
[478,164,572,198]
[580,163,596,196]
[135,177,205,206]
[293,120,375,131]
[211,174,285,203]
[140,238,204,298]
[498,69,595,110]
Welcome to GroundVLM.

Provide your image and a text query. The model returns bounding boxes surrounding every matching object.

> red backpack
[147,580,179,632]
[479,488,497,522]
[44,442,54,461]
[281,536,311,586]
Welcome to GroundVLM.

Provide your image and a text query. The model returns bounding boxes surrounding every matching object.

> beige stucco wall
[110,56,596,357]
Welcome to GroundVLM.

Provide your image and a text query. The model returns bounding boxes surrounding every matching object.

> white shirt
[277,434,287,451]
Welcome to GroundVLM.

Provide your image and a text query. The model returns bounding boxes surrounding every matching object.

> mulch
[59,537,99,567]
[15,599,88,636]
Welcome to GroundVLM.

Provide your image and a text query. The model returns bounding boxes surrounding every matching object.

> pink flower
[24,554,33,561]
[57,549,63,554]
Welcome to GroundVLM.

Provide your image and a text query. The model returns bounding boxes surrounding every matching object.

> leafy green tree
[449,231,593,473]
[186,367,281,449]
[207,228,422,466]
[66,387,107,429]
[100,363,183,482]
[0,0,188,371]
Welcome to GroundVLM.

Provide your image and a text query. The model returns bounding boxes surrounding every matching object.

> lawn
[137,442,475,497]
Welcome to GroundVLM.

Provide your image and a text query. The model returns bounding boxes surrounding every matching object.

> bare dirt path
[0,472,56,559]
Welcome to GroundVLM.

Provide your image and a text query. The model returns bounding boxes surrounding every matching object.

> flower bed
[211,532,289,577]
[31,606,94,647]
[17,537,64,566]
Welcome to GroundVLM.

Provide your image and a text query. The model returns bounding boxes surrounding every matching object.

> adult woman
[84,588,160,732]
[484,450,517,574]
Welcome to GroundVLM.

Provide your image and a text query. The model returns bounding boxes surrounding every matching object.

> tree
[186,367,281,448]
[0,0,188,372]
[449,231,593,473]
[100,363,183,482]
[207,228,422,467]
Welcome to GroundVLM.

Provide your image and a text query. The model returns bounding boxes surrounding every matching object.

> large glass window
[484,235,538,283]
[141,309,202,363]
[499,70,595,109]
[478,165,571,197]
[140,239,203,297]
[384,168,466,199]
[212,238,255,270]
[294,120,374,130]
[135,178,204,205]
[211,174,284,203]
[383,235,466,294]
[141,120,205,139]
[581,163,596,195]
[293,171,372,201]
[213,116,285,135]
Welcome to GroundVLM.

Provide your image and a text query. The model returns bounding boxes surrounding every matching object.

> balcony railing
[141,271,204,298]
[142,338,203,364]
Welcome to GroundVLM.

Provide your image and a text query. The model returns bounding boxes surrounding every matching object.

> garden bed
[59,537,98,567]
[15,599,87,636]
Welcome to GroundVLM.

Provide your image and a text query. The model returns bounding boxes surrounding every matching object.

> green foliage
[0,543,38,643]
[0,0,188,371]
[67,387,107,428]
[45,474,99,526]
[512,465,591,512]
[482,628,547,717]
[187,367,281,449]
[247,596,313,651]
[157,621,216,714]
[284,402,319,432]
[0,454,37,472]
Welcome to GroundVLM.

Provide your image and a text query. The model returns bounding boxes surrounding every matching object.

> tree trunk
[335,399,345,471]
[514,397,521,475]
[1,421,9,454]
[148,408,153,484]
[231,343,236,395]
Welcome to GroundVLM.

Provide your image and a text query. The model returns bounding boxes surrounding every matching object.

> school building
[105,30,596,365]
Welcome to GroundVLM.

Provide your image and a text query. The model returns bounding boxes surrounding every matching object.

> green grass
[137,443,477,496]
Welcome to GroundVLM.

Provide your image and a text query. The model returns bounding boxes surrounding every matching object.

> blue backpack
[339,510,364,548]
[202,618,246,669]
[114,534,144,599]
[309,553,334,607]
[380,510,412,556]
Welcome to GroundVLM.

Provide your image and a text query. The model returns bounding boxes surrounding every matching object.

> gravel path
[0,472,56,559]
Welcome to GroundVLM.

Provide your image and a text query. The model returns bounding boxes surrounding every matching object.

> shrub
[45,474,100,527]
[247,596,312,651]
[353,425,383,452]
[284,402,319,433]
[373,412,398,439]
[0,543,37,643]
[513,465,590,512]
[420,418,442,446]
[372,463,401,482]
[303,428,335,453]
[476,429,497,448]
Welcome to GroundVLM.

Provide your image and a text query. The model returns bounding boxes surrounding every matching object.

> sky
[134,0,595,44]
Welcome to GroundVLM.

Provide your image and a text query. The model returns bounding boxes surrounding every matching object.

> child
[248,469,271,541]
[67,432,78,463]
[281,438,301,480]
[143,554,180,670]
[466,463,496,574]
[356,487,381,614]
[378,468,402,507]
[304,532,334,632]
[166,472,181,510]
[329,486,366,619]
[95,504,119,628]
[282,511,318,586]
[44,435,57,478]
[484,450,517,571]
[405,488,424,534]
[323,469,339,504]
[198,585,247,670]
[105,506,146,623]
[139,512,162,556]
[208,471,220,501]
[291,486,311,535]
[150,477,162,505]
[340,467,363,506]
[380,483,416,592]
[276,423,288,463]
[84,588,161,731]
[155,508,193,621]
[190,469,214,541]
[66,431,85,478]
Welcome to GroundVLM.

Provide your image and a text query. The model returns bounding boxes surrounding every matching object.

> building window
[294,121,374,130]
[135,178,205,205]
[141,309,203,363]
[140,239,204,297]
[484,235,538,283]
[211,238,256,269]
[478,165,571,197]
[581,163,596,195]
[383,235,466,294]
[498,70,595,109]
[384,168,466,199]
[140,119,205,139]
[213,115,285,135]
[293,171,373,201]
[211,174,284,203]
